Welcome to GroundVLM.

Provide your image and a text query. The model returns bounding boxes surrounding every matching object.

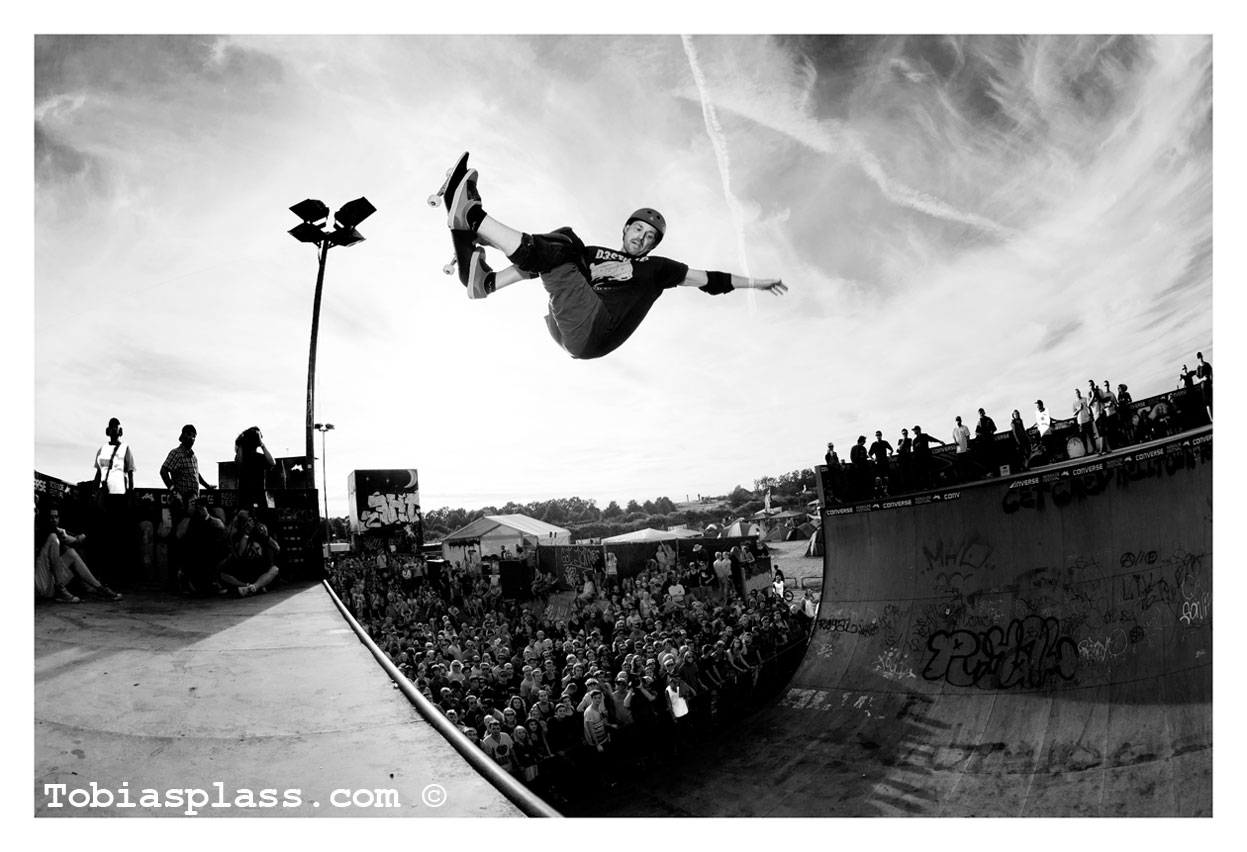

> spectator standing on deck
[94,417,136,495]
[823,442,842,502]
[912,426,943,490]
[974,408,998,475]
[1034,400,1056,463]
[1072,389,1096,456]
[1099,382,1120,452]
[896,428,913,492]
[1087,381,1111,455]
[1009,409,1031,472]
[1195,351,1212,422]
[868,430,893,497]
[234,426,275,514]
[92,417,136,584]
[951,416,971,455]
[850,436,870,498]
[1116,384,1135,444]
[161,424,215,527]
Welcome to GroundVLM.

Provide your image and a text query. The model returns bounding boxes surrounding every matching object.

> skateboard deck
[428,151,475,286]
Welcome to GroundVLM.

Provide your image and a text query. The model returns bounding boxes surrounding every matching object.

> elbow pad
[700,270,733,295]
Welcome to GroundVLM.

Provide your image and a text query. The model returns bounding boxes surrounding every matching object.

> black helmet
[625,208,666,246]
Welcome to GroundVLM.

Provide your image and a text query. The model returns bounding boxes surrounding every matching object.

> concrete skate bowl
[595,430,1211,817]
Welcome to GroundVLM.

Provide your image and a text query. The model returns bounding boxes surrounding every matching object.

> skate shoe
[447,167,482,231]
[89,583,123,601]
[53,584,81,604]
[467,246,492,300]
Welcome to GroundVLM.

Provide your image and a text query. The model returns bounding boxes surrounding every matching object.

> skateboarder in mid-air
[435,153,787,360]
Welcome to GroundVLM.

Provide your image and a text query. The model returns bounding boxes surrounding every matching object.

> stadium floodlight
[334,197,376,229]
[328,227,365,248]
[288,222,326,244]
[290,198,330,225]
[288,197,375,485]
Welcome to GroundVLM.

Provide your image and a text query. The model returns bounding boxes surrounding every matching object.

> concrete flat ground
[34,582,522,818]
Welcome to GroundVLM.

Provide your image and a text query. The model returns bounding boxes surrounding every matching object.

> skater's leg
[477,215,523,256]
[490,263,531,292]
[464,250,536,299]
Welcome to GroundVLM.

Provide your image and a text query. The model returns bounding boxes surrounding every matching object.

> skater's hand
[754,278,787,295]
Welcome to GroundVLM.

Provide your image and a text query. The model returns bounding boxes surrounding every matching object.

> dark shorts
[509,228,605,359]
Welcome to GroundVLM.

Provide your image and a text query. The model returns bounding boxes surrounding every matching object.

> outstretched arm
[681,268,787,295]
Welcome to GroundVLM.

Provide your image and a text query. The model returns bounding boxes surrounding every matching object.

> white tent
[601,527,685,544]
[441,514,570,563]
[720,518,762,539]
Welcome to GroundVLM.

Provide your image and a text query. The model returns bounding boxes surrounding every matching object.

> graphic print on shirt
[589,248,636,286]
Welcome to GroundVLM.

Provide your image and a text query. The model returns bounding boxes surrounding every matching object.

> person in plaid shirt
[160,424,215,522]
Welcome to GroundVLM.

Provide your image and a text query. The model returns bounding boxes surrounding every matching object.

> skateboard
[427,151,476,286]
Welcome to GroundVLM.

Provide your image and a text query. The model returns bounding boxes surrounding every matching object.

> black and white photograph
[29,7,1222,833]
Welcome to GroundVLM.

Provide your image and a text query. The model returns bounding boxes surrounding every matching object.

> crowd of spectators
[328,545,812,799]
[822,355,1212,503]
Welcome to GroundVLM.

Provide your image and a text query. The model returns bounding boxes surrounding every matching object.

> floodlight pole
[316,423,335,544]
[305,237,330,485]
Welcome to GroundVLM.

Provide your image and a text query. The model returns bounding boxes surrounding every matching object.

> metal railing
[320,579,561,818]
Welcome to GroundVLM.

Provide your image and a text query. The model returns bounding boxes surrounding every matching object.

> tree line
[405,467,818,542]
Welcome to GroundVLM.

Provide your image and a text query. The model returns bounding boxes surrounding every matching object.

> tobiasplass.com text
[43,782,402,815]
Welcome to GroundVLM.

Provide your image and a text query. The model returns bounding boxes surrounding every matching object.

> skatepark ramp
[598,428,1212,817]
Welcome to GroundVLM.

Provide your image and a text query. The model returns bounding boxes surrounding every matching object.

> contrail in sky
[681,35,752,278]
[837,127,1016,239]
[673,53,1014,240]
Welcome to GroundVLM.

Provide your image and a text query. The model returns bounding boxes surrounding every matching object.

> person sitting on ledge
[175,498,231,596]
[34,506,122,602]
[221,510,280,597]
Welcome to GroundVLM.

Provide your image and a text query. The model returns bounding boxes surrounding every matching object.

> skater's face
[621,219,660,256]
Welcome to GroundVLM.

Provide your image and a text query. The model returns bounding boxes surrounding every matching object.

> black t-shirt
[869,440,892,463]
[850,444,868,466]
[237,448,270,493]
[579,244,690,358]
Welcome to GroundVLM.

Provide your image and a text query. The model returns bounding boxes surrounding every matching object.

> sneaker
[447,168,482,230]
[237,584,253,598]
[90,584,123,602]
[467,247,492,300]
[53,584,80,604]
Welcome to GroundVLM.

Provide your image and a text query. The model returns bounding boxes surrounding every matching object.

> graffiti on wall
[348,469,420,532]
[359,491,421,529]
[922,615,1079,689]
[813,541,1210,692]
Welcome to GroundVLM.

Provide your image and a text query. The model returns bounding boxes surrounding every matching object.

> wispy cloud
[32,35,1214,514]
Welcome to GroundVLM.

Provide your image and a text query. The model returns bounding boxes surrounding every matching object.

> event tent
[601,527,700,544]
[720,518,763,539]
[441,514,570,562]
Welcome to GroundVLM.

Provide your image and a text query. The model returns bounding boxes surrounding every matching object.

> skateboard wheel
[426,194,440,207]
[443,262,456,275]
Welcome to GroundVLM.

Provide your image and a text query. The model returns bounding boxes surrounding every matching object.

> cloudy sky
[33,27,1214,517]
